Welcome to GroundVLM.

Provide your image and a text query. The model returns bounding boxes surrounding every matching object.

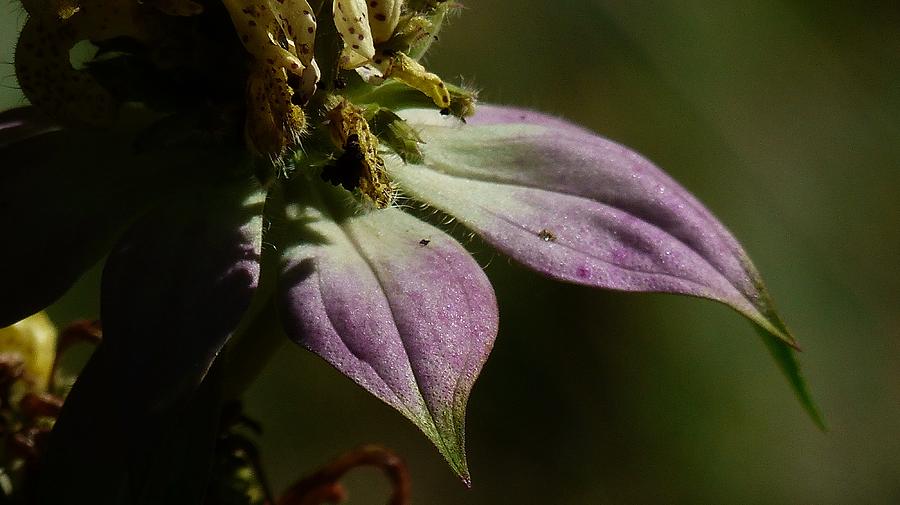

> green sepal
[353,80,477,120]
[366,107,425,163]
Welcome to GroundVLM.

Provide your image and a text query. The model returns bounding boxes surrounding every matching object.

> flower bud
[222,0,319,155]
[333,0,376,60]
[367,0,402,44]
[377,53,451,109]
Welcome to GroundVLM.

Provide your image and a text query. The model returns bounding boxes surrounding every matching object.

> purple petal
[278,183,497,481]
[100,179,264,403]
[0,106,59,147]
[0,127,250,327]
[40,179,265,503]
[391,105,794,346]
[0,129,152,327]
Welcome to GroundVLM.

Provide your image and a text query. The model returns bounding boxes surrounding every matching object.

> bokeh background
[3,1,899,503]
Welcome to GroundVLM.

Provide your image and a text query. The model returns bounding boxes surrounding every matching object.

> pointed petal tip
[757,318,801,351]
[444,450,471,488]
[423,416,472,488]
[755,309,802,351]
[277,197,495,485]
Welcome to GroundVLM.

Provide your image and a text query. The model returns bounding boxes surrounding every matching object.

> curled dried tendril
[277,445,411,505]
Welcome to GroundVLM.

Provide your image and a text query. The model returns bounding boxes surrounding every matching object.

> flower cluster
[0,0,819,502]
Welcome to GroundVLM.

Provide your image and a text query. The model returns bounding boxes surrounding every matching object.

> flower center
[13,0,475,207]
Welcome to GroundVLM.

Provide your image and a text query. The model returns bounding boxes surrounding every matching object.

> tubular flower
[0,0,819,501]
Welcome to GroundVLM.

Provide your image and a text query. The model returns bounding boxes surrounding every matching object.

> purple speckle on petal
[576,265,591,279]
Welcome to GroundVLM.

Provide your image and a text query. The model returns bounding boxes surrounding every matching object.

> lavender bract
[0,0,819,501]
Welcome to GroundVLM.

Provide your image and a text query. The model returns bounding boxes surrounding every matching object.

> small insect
[419,239,430,246]
[538,229,557,242]
[325,99,394,208]
[321,133,365,192]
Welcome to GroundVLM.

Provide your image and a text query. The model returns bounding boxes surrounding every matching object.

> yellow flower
[0,312,57,395]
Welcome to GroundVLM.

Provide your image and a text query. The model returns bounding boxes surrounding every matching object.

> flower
[0,0,820,501]
[0,312,57,396]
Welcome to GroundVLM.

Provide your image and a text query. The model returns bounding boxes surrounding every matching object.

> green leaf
[758,327,826,430]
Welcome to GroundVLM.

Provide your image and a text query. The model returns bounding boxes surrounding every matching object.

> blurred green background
[3,1,899,503]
